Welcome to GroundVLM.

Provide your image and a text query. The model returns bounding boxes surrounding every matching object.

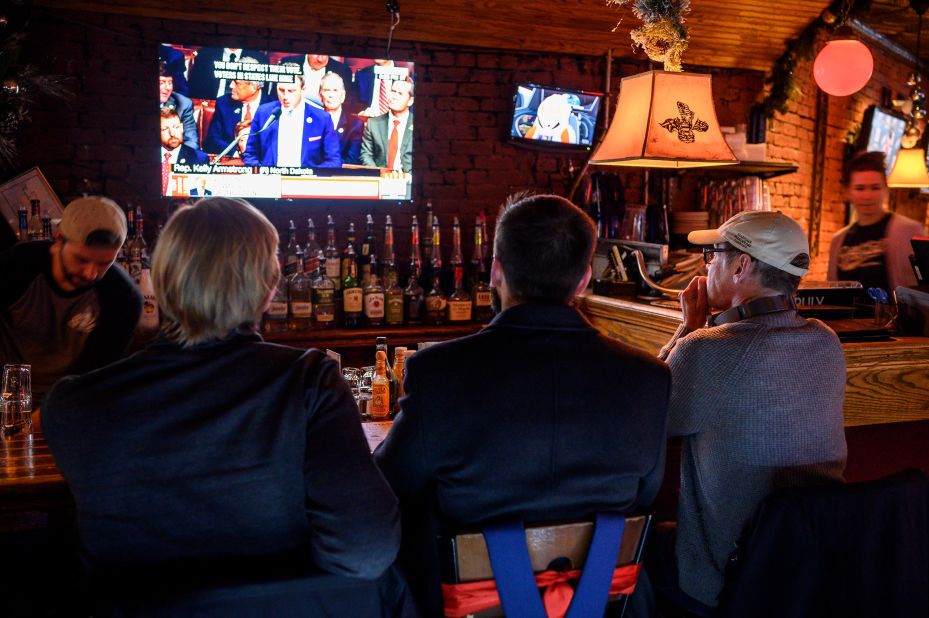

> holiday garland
[607,0,691,72]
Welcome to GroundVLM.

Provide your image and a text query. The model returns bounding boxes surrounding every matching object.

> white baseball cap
[688,210,810,276]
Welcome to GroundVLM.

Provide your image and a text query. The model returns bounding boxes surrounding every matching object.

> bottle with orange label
[370,350,391,420]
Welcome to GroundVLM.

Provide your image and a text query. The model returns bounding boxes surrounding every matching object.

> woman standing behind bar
[828,151,926,291]
[42,198,403,613]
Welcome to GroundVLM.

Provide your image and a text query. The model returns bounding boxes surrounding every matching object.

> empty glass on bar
[1,364,32,437]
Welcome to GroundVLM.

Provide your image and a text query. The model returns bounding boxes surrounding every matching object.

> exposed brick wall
[14,9,924,279]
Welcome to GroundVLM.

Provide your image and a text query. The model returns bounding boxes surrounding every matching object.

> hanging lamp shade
[887,147,929,188]
[590,70,738,168]
[813,32,873,96]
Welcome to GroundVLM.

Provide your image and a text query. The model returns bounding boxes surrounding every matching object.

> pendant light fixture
[813,0,873,96]
[888,0,929,188]
[591,1,737,169]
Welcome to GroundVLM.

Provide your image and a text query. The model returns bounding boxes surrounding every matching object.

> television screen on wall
[858,105,907,175]
[509,83,602,151]
[158,43,415,201]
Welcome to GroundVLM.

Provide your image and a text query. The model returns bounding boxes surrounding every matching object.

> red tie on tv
[387,119,400,171]
[162,152,171,195]
[377,79,390,115]
[243,104,252,123]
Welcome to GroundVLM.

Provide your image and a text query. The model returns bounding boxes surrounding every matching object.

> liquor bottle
[359,213,377,286]
[479,209,491,270]
[304,217,322,275]
[382,215,396,280]
[370,350,391,420]
[429,215,443,293]
[384,269,404,326]
[264,253,289,333]
[363,272,385,327]
[341,246,363,328]
[41,212,52,241]
[340,221,357,285]
[468,217,494,322]
[392,346,407,408]
[375,337,398,416]
[27,199,42,241]
[404,259,424,325]
[420,202,434,289]
[424,273,446,325]
[446,217,471,322]
[312,255,336,329]
[408,215,422,286]
[283,219,301,277]
[128,208,147,283]
[466,217,487,294]
[288,247,313,331]
[16,204,27,241]
[324,215,341,291]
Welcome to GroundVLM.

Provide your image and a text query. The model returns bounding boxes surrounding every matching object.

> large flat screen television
[509,83,602,151]
[159,43,415,201]
[858,105,907,175]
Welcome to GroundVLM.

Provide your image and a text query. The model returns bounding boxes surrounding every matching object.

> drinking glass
[1,364,32,437]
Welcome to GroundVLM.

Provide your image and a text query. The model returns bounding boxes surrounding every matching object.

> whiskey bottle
[359,213,377,286]
[469,217,494,322]
[363,272,386,327]
[128,208,146,283]
[288,247,313,331]
[404,260,424,325]
[429,215,443,293]
[312,255,335,329]
[134,210,160,336]
[446,217,471,322]
[283,219,301,277]
[420,203,434,289]
[264,253,289,333]
[341,246,363,328]
[382,215,396,280]
[385,269,404,326]
[370,350,391,420]
[424,273,446,325]
[324,215,341,291]
[375,337,398,416]
[305,217,323,275]
[340,222,357,285]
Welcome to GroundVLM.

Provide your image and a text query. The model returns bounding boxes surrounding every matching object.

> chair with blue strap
[440,512,652,618]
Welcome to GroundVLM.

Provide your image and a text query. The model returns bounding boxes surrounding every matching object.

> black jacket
[375,302,670,616]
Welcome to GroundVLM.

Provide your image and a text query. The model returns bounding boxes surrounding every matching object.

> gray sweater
[659,309,847,607]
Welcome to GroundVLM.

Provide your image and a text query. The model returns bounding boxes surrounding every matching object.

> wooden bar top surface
[577,292,929,427]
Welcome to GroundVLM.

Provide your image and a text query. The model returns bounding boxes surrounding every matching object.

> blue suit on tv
[203,93,267,154]
[333,111,364,165]
[243,101,341,168]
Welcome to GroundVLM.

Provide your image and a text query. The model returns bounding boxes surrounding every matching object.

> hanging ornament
[813,26,873,96]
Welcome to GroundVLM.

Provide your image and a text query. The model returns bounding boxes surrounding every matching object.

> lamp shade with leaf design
[590,71,738,168]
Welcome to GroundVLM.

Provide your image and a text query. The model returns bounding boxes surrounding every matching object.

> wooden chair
[193,98,216,149]
[440,513,651,618]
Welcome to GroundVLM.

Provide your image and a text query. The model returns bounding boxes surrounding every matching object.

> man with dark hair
[375,193,671,616]
[0,196,142,404]
[159,60,198,149]
[829,150,925,290]
[653,210,847,615]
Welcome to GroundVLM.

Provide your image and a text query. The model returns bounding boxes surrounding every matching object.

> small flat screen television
[510,83,602,151]
[159,43,415,201]
[858,105,907,175]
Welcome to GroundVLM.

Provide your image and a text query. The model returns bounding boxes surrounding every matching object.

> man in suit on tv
[160,107,208,167]
[278,53,357,110]
[203,56,267,155]
[187,46,268,100]
[243,71,341,168]
[320,72,364,165]
[355,59,410,118]
[359,78,414,173]
[159,44,189,96]
[159,61,198,150]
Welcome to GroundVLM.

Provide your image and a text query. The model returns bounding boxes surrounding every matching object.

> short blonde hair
[152,197,280,346]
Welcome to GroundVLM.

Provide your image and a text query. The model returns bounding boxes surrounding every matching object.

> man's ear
[574,265,592,296]
[490,257,503,288]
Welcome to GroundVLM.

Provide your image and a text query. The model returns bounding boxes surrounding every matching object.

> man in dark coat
[375,193,671,616]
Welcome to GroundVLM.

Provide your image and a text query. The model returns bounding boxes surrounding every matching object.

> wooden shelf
[681,161,798,179]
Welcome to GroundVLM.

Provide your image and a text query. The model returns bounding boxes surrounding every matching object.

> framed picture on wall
[0,167,64,236]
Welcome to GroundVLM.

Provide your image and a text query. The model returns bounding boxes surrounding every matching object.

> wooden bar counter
[577,292,929,428]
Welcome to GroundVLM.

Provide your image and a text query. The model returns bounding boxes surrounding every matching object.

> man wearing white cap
[0,196,142,403]
[648,210,847,615]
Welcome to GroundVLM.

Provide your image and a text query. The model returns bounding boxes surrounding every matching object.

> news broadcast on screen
[159,44,415,201]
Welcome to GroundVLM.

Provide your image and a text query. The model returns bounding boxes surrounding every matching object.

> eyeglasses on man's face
[702,247,739,265]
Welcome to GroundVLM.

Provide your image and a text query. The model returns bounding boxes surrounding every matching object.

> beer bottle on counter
[305,217,322,275]
[359,213,376,285]
[342,246,363,328]
[312,255,335,329]
[283,220,301,277]
[363,272,385,327]
[375,337,398,416]
[341,222,357,284]
[385,269,404,326]
[447,216,471,322]
[27,199,42,241]
[288,247,313,331]
[264,253,289,333]
[324,215,341,291]
[370,350,391,420]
